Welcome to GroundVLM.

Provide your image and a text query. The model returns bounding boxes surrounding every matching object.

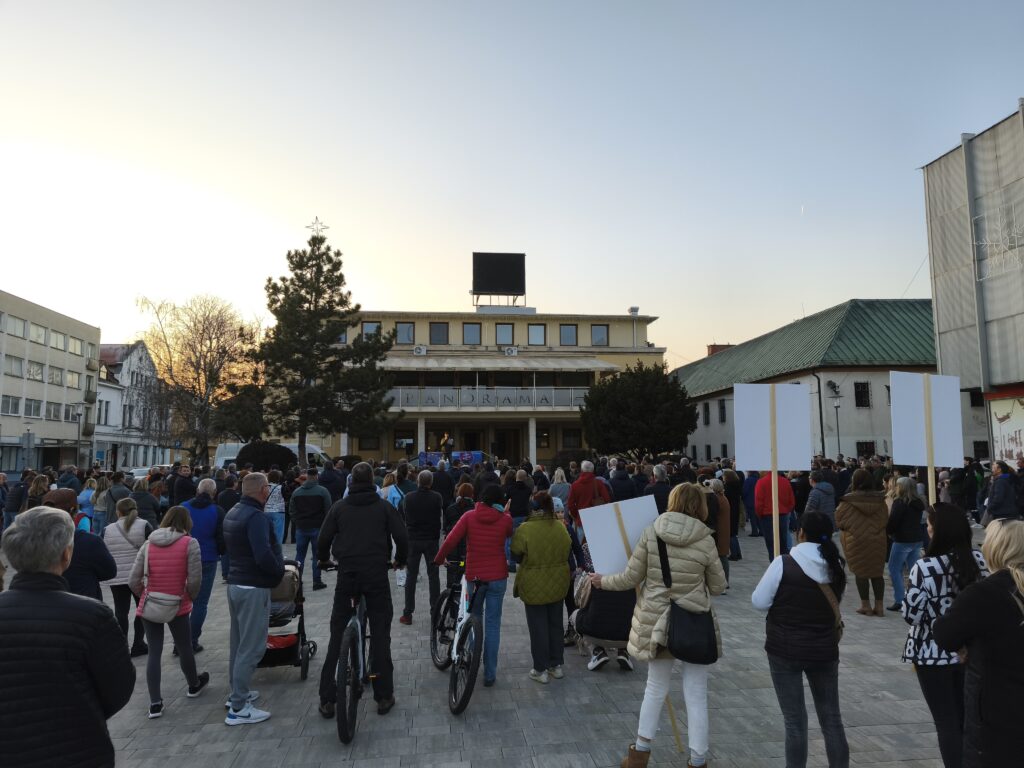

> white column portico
[527,417,537,467]
[417,417,426,455]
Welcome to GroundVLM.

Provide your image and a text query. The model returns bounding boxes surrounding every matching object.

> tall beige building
[0,290,100,471]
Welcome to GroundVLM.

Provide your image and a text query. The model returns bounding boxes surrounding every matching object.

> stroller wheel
[308,641,318,658]
[300,643,310,681]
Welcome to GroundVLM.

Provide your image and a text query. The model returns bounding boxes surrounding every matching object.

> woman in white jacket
[591,483,727,768]
[102,497,152,657]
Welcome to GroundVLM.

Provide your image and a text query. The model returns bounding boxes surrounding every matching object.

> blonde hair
[710,478,725,494]
[667,483,707,522]
[116,497,138,532]
[552,468,567,484]
[382,472,397,488]
[84,478,97,491]
[983,519,1024,595]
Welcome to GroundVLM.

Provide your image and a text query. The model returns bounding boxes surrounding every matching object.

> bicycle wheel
[430,591,457,671]
[336,622,362,743]
[448,614,483,714]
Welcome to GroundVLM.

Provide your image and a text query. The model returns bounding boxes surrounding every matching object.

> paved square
[106,537,943,767]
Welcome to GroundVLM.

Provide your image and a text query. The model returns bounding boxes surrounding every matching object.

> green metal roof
[671,299,936,398]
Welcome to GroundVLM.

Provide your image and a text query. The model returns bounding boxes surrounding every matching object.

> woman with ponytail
[933,519,1024,767]
[752,511,850,768]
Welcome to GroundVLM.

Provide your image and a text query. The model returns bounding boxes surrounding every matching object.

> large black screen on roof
[472,252,525,295]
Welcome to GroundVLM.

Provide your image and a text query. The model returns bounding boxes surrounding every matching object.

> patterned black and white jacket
[902,549,988,665]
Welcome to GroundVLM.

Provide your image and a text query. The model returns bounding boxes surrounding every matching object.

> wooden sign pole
[770,383,781,559]
[613,503,685,754]
[923,374,937,506]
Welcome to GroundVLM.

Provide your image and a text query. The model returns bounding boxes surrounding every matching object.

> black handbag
[656,536,718,665]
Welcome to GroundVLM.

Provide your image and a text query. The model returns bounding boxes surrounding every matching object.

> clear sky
[2,2,1023,369]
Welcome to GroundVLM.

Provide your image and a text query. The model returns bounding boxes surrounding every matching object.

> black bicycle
[429,562,485,714]
[321,563,373,744]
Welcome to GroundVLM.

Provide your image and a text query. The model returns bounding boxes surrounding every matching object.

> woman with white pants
[591,483,727,768]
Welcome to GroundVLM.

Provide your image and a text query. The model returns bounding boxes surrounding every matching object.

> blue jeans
[267,511,285,546]
[768,654,849,768]
[470,578,507,683]
[729,535,741,559]
[762,519,792,562]
[295,527,322,584]
[220,553,230,580]
[191,561,219,646]
[506,518,524,571]
[92,510,107,537]
[3,511,16,531]
[888,541,921,603]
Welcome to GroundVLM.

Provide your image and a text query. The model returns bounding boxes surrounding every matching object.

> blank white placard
[579,495,659,575]
[734,383,813,471]
[890,371,962,467]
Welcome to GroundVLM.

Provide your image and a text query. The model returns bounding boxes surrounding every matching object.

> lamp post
[831,396,842,457]
[74,402,84,467]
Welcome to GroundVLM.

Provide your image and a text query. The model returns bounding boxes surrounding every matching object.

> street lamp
[831,395,842,458]
[73,402,84,468]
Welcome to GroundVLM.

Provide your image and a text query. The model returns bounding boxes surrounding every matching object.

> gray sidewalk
[110,537,943,768]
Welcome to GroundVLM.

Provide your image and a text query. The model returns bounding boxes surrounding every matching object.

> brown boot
[873,600,885,617]
[856,600,872,615]
[620,744,651,768]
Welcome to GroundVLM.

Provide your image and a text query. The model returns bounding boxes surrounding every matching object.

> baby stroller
[569,572,637,669]
[258,559,318,680]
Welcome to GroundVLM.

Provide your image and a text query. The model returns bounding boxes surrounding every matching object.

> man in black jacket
[399,470,444,625]
[317,462,408,717]
[2,469,34,531]
[172,466,196,507]
[318,463,345,503]
[0,506,135,767]
[643,465,672,514]
[431,460,455,509]
[44,488,117,600]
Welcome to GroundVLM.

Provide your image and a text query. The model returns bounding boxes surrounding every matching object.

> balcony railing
[388,386,589,410]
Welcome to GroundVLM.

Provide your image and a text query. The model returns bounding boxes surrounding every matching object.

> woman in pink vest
[128,505,207,718]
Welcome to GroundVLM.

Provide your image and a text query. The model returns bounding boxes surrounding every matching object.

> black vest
[765,555,838,662]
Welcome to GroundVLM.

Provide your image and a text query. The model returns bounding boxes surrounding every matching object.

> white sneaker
[587,648,610,671]
[528,669,549,684]
[224,690,260,709]
[547,665,564,679]
[225,702,271,726]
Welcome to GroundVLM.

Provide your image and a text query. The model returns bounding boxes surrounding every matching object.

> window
[86,342,96,358]
[50,331,66,351]
[854,382,871,408]
[0,395,20,416]
[528,324,546,346]
[48,367,64,386]
[429,322,449,345]
[66,370,80,389]
[496,323,514,346]
[969,390,984,408]
[562,428,582,449]
[338,328,348,344]
[973,440,990,460]
[705,444,712,461]
[702,401,710,426]
[29,323,46,344]
[45,401,62,421]
[4,355,23,377]
[462,322,481,345]
[718,398,727,423]
[721,443,729,458]
[85,374,94,392]
[538,427,551,449]
[591,324,609,347]
[691,444,698,460]
[395,322,415,345]
[64,404,77,421]
[358,434,381,451]
[855,441,877,458]
[6,315,26,338]
[361,321,381,338]
[68,336,83,355]
[559,324,578,346]
[27,361,44,381]
[24,398,41,418]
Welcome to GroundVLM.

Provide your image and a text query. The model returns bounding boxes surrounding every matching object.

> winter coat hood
[472,501,507,524]
[148,528,186,547]
[188,492,213,509]
[812,481,835,499]
[653,511,713,548]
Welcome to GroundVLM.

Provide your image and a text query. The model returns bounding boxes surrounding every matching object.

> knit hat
[42,488,78,512]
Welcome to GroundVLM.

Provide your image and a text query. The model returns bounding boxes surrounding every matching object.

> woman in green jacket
[511,491,571,684]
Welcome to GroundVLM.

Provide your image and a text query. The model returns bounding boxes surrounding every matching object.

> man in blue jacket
[223,472,284,725]
[985,461,1019,522]
[182,478,226,652]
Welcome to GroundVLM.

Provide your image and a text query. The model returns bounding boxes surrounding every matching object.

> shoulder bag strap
[816,581,842,630]
[656,536,672,588]
[143,540,151,589]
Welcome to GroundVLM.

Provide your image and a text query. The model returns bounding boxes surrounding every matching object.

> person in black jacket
[0,506,135,768]
[443,483,475,587]
[216,477,241,581]
[473,462,500,500]
[172,466,196,507]
[431,460,455,509]
[2,469,34,531]
[400,470,444,624]
[887,476,925,611]
[43,489,118,600]
[933,518,1024,768]
[318,463,345,504]
[643,465,671,515]
[609,466,636,502]
[316,462,408,717]
[130,478,161,528]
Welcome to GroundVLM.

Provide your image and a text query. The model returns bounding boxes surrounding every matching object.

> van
[213,442,334,470]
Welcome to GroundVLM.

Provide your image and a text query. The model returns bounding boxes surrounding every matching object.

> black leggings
[916,664,964,768]
[855,577,885,601]
[109,585,145,647]
[143,615,198,704]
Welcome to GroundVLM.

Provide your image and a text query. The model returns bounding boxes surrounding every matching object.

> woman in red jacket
[434,484,513,687]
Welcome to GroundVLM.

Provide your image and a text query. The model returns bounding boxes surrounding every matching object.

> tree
[579,362,697,462]
[211,382,267,443]
[260,230,397,465]
[235,440,297,471]
[139,296,258,464]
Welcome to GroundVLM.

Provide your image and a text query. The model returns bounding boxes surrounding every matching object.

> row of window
[2,355,90,389]
[0,395,88,422]
[353,321,610,348]
[4,315,94,357]
[697,382,903,428]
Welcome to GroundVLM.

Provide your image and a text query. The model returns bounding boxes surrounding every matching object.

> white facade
[686,369,989,469]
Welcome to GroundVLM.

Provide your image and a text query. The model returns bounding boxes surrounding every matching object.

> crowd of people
[0,451,1022,768]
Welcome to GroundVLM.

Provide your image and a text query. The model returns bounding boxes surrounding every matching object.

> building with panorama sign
[923,99,1024,463]
[332,306,665,466]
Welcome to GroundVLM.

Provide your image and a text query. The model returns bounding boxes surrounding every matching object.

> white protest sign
[890,371,962,468]
[579,494,659,575]
[733,383,812,471]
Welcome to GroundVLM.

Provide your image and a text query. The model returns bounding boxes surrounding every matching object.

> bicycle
[429,561,486,714]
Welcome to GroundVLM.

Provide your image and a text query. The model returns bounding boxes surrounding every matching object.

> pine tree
[261,231,396,466]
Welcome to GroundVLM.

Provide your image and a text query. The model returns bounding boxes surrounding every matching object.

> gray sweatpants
[227,585,270,711]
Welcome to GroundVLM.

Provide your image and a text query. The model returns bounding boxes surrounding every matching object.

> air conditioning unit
[412,345,428,356]
[504,346,519,357]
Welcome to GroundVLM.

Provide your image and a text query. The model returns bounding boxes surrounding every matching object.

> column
[527,416,537,467]
[417,417,426,456]
[339,432,350,456]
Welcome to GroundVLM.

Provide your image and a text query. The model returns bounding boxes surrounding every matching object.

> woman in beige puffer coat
[592,483,727,768]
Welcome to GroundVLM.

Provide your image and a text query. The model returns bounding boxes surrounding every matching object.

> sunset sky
[2,2,1023,369]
